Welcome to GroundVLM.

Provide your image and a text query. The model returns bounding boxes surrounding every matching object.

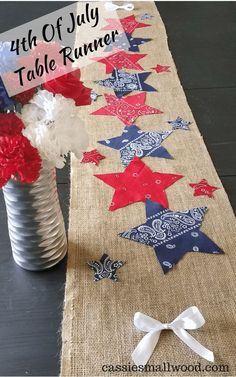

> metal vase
[2,164,67,271]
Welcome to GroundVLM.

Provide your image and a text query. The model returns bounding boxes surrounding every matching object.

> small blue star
[168,116,192,130]
[88,253,125,282]
[140,13,154,20]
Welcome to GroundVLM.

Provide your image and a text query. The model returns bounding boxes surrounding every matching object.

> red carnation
[43,68,92,106]
[0,113,24,137]
[0,114,42,188]
[13,87,36,105]
[15,136,42,184]
[0,135,42,187]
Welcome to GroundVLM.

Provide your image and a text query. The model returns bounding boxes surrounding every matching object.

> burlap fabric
[60,2,236,376]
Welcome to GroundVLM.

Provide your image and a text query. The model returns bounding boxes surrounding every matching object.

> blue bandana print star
[88,253,125,282]
[104,32,152,53]
[98,125,173,167]
[119,200,224,273]
[140,13,154,20]
[95,69,156,98]
[168,116,192,130]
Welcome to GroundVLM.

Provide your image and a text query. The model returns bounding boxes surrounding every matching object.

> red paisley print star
[91,92,163,126]
[81,149,106,166]
[92,49,146,74]
[102,15,151,35]
[152,64,171,73]
[95,157,183,211]
[189,179,220,198]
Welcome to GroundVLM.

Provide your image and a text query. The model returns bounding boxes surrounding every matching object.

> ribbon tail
[132,330,161,366]
[173,328,214,362]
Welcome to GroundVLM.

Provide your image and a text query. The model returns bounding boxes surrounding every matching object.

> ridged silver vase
[2,164,67,271]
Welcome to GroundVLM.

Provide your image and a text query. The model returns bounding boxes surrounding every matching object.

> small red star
[81,149,105,166]
[152,64,171,73]
[91,92,163,126]
[189,179,220,198]
[95,156,183,211]
[102,15,151,35]
[91,49,146,74]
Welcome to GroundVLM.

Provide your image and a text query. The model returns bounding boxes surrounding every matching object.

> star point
[91,92,163,126]
[94,157,183,211]
[119,200,224,273]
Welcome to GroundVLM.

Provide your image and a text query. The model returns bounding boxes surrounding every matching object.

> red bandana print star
[152,64,171,73]
[102,15,151,35]
[81,149,105,166]
[95,157,183,211]
[92,49,146,74]
[91,92,163,126]
[189,179,220,198]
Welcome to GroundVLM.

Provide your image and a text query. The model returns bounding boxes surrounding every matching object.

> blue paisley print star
[95,69,156,98]
[104,32,152,53]
[98,125,173,166]
[119,200,224,273]
[168,116,192,130]
[88,253,125,282]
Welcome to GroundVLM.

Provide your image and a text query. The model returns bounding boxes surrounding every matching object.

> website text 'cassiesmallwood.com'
[101,362,229,373]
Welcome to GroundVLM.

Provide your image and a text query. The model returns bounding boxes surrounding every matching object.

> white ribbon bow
[132,306,214,366]
[104,2,134,11]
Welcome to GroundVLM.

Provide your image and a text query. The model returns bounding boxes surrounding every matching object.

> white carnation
[21,90,88,168]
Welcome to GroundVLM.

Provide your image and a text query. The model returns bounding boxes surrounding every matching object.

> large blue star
[95,69,156,98]
[119,200,224,273]
[105,32,152,52]
[98,125,173,167]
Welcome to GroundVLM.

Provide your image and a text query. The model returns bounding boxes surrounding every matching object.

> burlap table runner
[60,2,236,376]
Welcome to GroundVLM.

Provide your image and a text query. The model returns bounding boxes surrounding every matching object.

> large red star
[91,92,163,126]
[152,64,171,73]
[102,15,151,35]
[91,49,146,74]
[95,157,183,211]
[189,179,220,198]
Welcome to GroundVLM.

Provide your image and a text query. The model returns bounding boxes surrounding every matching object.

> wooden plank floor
[0,2,235,375]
